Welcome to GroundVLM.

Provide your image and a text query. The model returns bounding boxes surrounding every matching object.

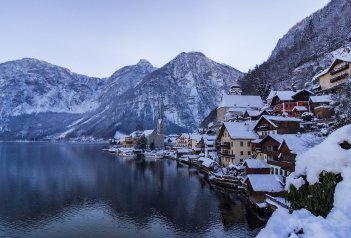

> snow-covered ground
[257,125,351,238]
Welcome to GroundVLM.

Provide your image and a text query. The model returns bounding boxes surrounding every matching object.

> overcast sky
[0,0,330,77]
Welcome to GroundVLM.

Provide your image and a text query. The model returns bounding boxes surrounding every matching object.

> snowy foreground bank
[257,125,351,238]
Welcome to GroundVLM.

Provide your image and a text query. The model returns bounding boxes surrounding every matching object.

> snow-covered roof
[204,135,216,145]
[223,122,258,140]
[292,106,307,112]
[199,157,214,168]
[243,159,269,169]
[263,115,302,122]
[246,174,284,192]
[143,129,154,137]
[279,133,324,155]
[177,133,189,139]
[256,115,302,129]
[244,109,264,117]
[189,133,203,143]
[130,131,143,138]
[219,95,263,109]
[267,91,295,101]
[309,95,332,103]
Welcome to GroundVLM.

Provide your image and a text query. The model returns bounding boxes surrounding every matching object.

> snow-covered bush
[257,125,351,238]
[301,112,314,121]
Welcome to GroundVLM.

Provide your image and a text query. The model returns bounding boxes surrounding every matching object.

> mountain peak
[136,59,153,67]
[176,51,207,60]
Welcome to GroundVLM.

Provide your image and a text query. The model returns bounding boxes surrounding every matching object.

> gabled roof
[309,95,333,103]
[267,91,295,101]
[223,122,258,140]
[268,89,313,102]
[143,129,155,137]
[189,133,203,143]
[177,133,190,140]
[219,95,263,108]
[245,174,284,192]
[244,109,268,117]
[278,133,324,155]
[243,159,269,169]
[254,115,302,130]
[313,55,351,79]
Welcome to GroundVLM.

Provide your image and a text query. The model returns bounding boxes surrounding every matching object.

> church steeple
[157,96,164,135]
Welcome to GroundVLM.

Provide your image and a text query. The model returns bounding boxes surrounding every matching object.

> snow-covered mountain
[63,52,244,138]
[0,53,243,140]
[239,0,351,96]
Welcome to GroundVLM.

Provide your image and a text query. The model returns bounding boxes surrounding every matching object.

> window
[240,151,244,156]
[231,142,233,147]
[240,159,243,163]
[248,151,251,155]
[247,141,251,146]
[240,141,244,147]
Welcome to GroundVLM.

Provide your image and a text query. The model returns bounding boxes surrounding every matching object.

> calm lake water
[0,142,265,238]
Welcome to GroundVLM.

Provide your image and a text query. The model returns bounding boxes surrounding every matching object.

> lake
[0,142,265,238]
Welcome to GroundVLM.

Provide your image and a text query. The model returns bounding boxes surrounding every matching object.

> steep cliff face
[240,0,351,96]
[69,52,244,138]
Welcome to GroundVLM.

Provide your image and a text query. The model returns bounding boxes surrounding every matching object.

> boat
[144,151,163,160]
[119,151,136,158]
[102,146,119,153]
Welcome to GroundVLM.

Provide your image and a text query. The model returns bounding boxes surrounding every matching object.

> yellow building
[217,122,258,167]
[315,56,351,91]
[176,133,190,147]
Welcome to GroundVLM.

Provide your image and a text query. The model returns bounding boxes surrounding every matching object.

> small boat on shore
[144,151,164,160]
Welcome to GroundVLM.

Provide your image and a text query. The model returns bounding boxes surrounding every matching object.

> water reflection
[0,143,263,237]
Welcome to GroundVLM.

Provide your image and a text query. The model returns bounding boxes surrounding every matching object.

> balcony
[330,63,349,75]
[218,151,235,158]
[220,142,230,148]
[330,72,348,83]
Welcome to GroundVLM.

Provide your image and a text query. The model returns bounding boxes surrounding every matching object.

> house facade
[316,57,351,91]
[253,115,302,138]
[217,95,263,122]
[217,122,258,166]
[269,90,313,116]
[176,133,190,147]
[309,95,334,119]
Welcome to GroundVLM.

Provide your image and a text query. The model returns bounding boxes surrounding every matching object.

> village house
[244,174,285,203]
[189,133,204,153]
[176,133,190,147]
[253,115,302,138]
[217,122,258,166]
[314,56,351,91]
[309,95,334,119]
[217,94,264,122]
[243,159,270,174]
[243,109,269,121]
[251,134,283,167]
[253,133,324,177]
[268,89,313,116]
